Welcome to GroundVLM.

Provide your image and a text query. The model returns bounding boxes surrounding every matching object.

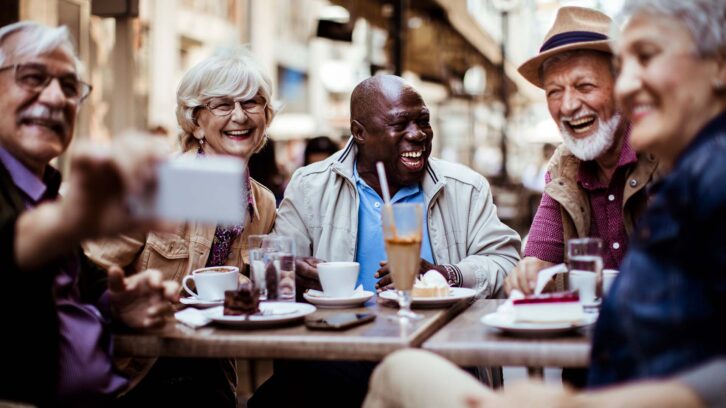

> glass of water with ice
[248,235,296,302]
[567,237,604,308]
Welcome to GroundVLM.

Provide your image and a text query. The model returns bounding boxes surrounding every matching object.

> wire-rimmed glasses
[204,96,267,117]
[0,62,92,103]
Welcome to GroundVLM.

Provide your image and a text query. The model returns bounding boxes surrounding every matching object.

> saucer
[179,296,223,308]
[303,290,374,308]
[378,287,476,308]
[481,312,598,335]
[203,302,316,327]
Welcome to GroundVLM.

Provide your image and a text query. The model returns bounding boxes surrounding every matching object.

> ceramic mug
[317,262,359,298]
[182,266,239,301]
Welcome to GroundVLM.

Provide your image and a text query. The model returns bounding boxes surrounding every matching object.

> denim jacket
[588,111,726,386]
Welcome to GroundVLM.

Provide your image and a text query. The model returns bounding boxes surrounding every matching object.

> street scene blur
[9,0,620,236]
[3,0,726,407]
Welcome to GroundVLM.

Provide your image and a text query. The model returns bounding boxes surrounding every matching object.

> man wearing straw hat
[255,74,520,407]
[504,6,658,297]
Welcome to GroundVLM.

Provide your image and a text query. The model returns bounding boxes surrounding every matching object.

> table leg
[527,367,544,378]
[249,359,258,392]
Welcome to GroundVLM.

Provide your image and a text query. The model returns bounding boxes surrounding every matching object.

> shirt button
[612,242,620,250]
[608,194,615,201]
[374,202,381,208]
[629,179,638,187]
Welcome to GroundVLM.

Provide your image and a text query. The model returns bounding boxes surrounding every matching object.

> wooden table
[422,299,592,370]
[114,297,471,362]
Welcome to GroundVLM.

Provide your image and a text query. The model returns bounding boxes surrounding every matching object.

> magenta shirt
[524,136,638,269]
[0,148,127,404]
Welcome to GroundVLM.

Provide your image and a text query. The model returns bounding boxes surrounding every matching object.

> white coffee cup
[182,266,239,301]
[568,270,597,305]
[317,262,359,298]
[603,269,619,296]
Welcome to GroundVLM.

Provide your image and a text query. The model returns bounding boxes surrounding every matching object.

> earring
[197,137,205,155]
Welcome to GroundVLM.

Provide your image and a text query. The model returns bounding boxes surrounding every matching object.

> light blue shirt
[353,164,434,292]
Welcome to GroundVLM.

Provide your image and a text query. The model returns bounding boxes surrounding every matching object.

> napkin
[495,289,524,323]
[534,263,568,295]
[175,307,212,329]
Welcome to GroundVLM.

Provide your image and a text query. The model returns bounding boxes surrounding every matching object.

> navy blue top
[588,111,726,386]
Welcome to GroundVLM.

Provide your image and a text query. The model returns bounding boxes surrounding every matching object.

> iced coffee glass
[382,203,423,320]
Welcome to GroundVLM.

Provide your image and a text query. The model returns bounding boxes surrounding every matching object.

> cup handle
[182,275,197,297]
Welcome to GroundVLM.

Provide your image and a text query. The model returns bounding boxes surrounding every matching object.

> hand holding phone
[129,155,247,225]
[305,313,376,331]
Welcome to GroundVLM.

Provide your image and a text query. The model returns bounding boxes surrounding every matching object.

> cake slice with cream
[511,291,584,323]
[412,270,450,298]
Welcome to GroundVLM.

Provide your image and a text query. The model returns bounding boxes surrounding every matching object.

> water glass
[382,203,423,321]
[567,237,604,306]
[248,235,296,302]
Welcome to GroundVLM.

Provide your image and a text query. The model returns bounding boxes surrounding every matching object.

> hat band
[540,31,608,52]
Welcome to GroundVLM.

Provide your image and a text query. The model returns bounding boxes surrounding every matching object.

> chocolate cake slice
[224,282,260,316]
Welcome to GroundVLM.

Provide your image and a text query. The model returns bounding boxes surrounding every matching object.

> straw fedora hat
[518,6,613,88]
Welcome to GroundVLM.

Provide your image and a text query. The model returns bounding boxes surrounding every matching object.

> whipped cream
[415,270,449,288]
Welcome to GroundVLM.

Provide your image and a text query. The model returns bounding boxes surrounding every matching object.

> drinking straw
[376,162,392,205]
[376,162,396,236]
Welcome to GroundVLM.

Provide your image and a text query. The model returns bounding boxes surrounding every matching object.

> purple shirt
[0,148,127,403]
[524,136,637,269]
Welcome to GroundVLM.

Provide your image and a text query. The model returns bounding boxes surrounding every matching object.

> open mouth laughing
[630,103,655,124]
[223,129,252,140]
[20,117,67,136]
[563,114,597,135]
[399,147,426,171]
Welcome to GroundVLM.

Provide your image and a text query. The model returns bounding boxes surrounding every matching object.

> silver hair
[176,47,276,152]
[0,21,80,71]
[617,0,726,58]
[539,49,616,83]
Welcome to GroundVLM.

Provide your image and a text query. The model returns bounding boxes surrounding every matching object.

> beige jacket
[273,138,521,297]
[545,143,658,290]
[85,179,276,281]
[84,177,276,393]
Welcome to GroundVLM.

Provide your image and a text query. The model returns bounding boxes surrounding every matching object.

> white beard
[559,112,622,161]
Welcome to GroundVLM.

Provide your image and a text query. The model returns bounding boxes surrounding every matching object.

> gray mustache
[18,105,69,133]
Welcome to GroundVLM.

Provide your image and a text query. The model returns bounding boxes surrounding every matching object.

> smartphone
[305,313,376,331]
[129,155,247,225]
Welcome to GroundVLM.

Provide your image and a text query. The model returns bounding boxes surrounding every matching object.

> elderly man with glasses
[0,21,178,406]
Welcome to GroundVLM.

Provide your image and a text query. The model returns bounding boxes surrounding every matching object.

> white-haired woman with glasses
[85,48,277,407]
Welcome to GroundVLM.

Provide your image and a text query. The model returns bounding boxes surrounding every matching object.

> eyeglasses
[0,62,92,104]
[204,96,267,117]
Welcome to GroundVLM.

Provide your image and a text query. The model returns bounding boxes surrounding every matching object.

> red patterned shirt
[524,137,637,269]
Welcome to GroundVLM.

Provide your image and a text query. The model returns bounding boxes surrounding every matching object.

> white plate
[379,287,476,307]
[179,296,223,308]
[303,290,374,308]
[481,312,598,335]
[203,302,316,327]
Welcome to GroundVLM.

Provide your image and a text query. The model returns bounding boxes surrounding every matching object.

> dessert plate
[379,287,476,308]
[303,290,374,308]
[203,302,316,327]
[179,296,223,308]
[481,312,598,335]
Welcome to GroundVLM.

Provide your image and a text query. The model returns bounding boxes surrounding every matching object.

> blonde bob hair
[176,47,275,152]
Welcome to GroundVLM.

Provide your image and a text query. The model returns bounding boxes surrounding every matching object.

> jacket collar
[674,110,726,168]
[334,137,445,203]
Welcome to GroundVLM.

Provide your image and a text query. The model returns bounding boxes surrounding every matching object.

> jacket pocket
[144,232,190,282]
